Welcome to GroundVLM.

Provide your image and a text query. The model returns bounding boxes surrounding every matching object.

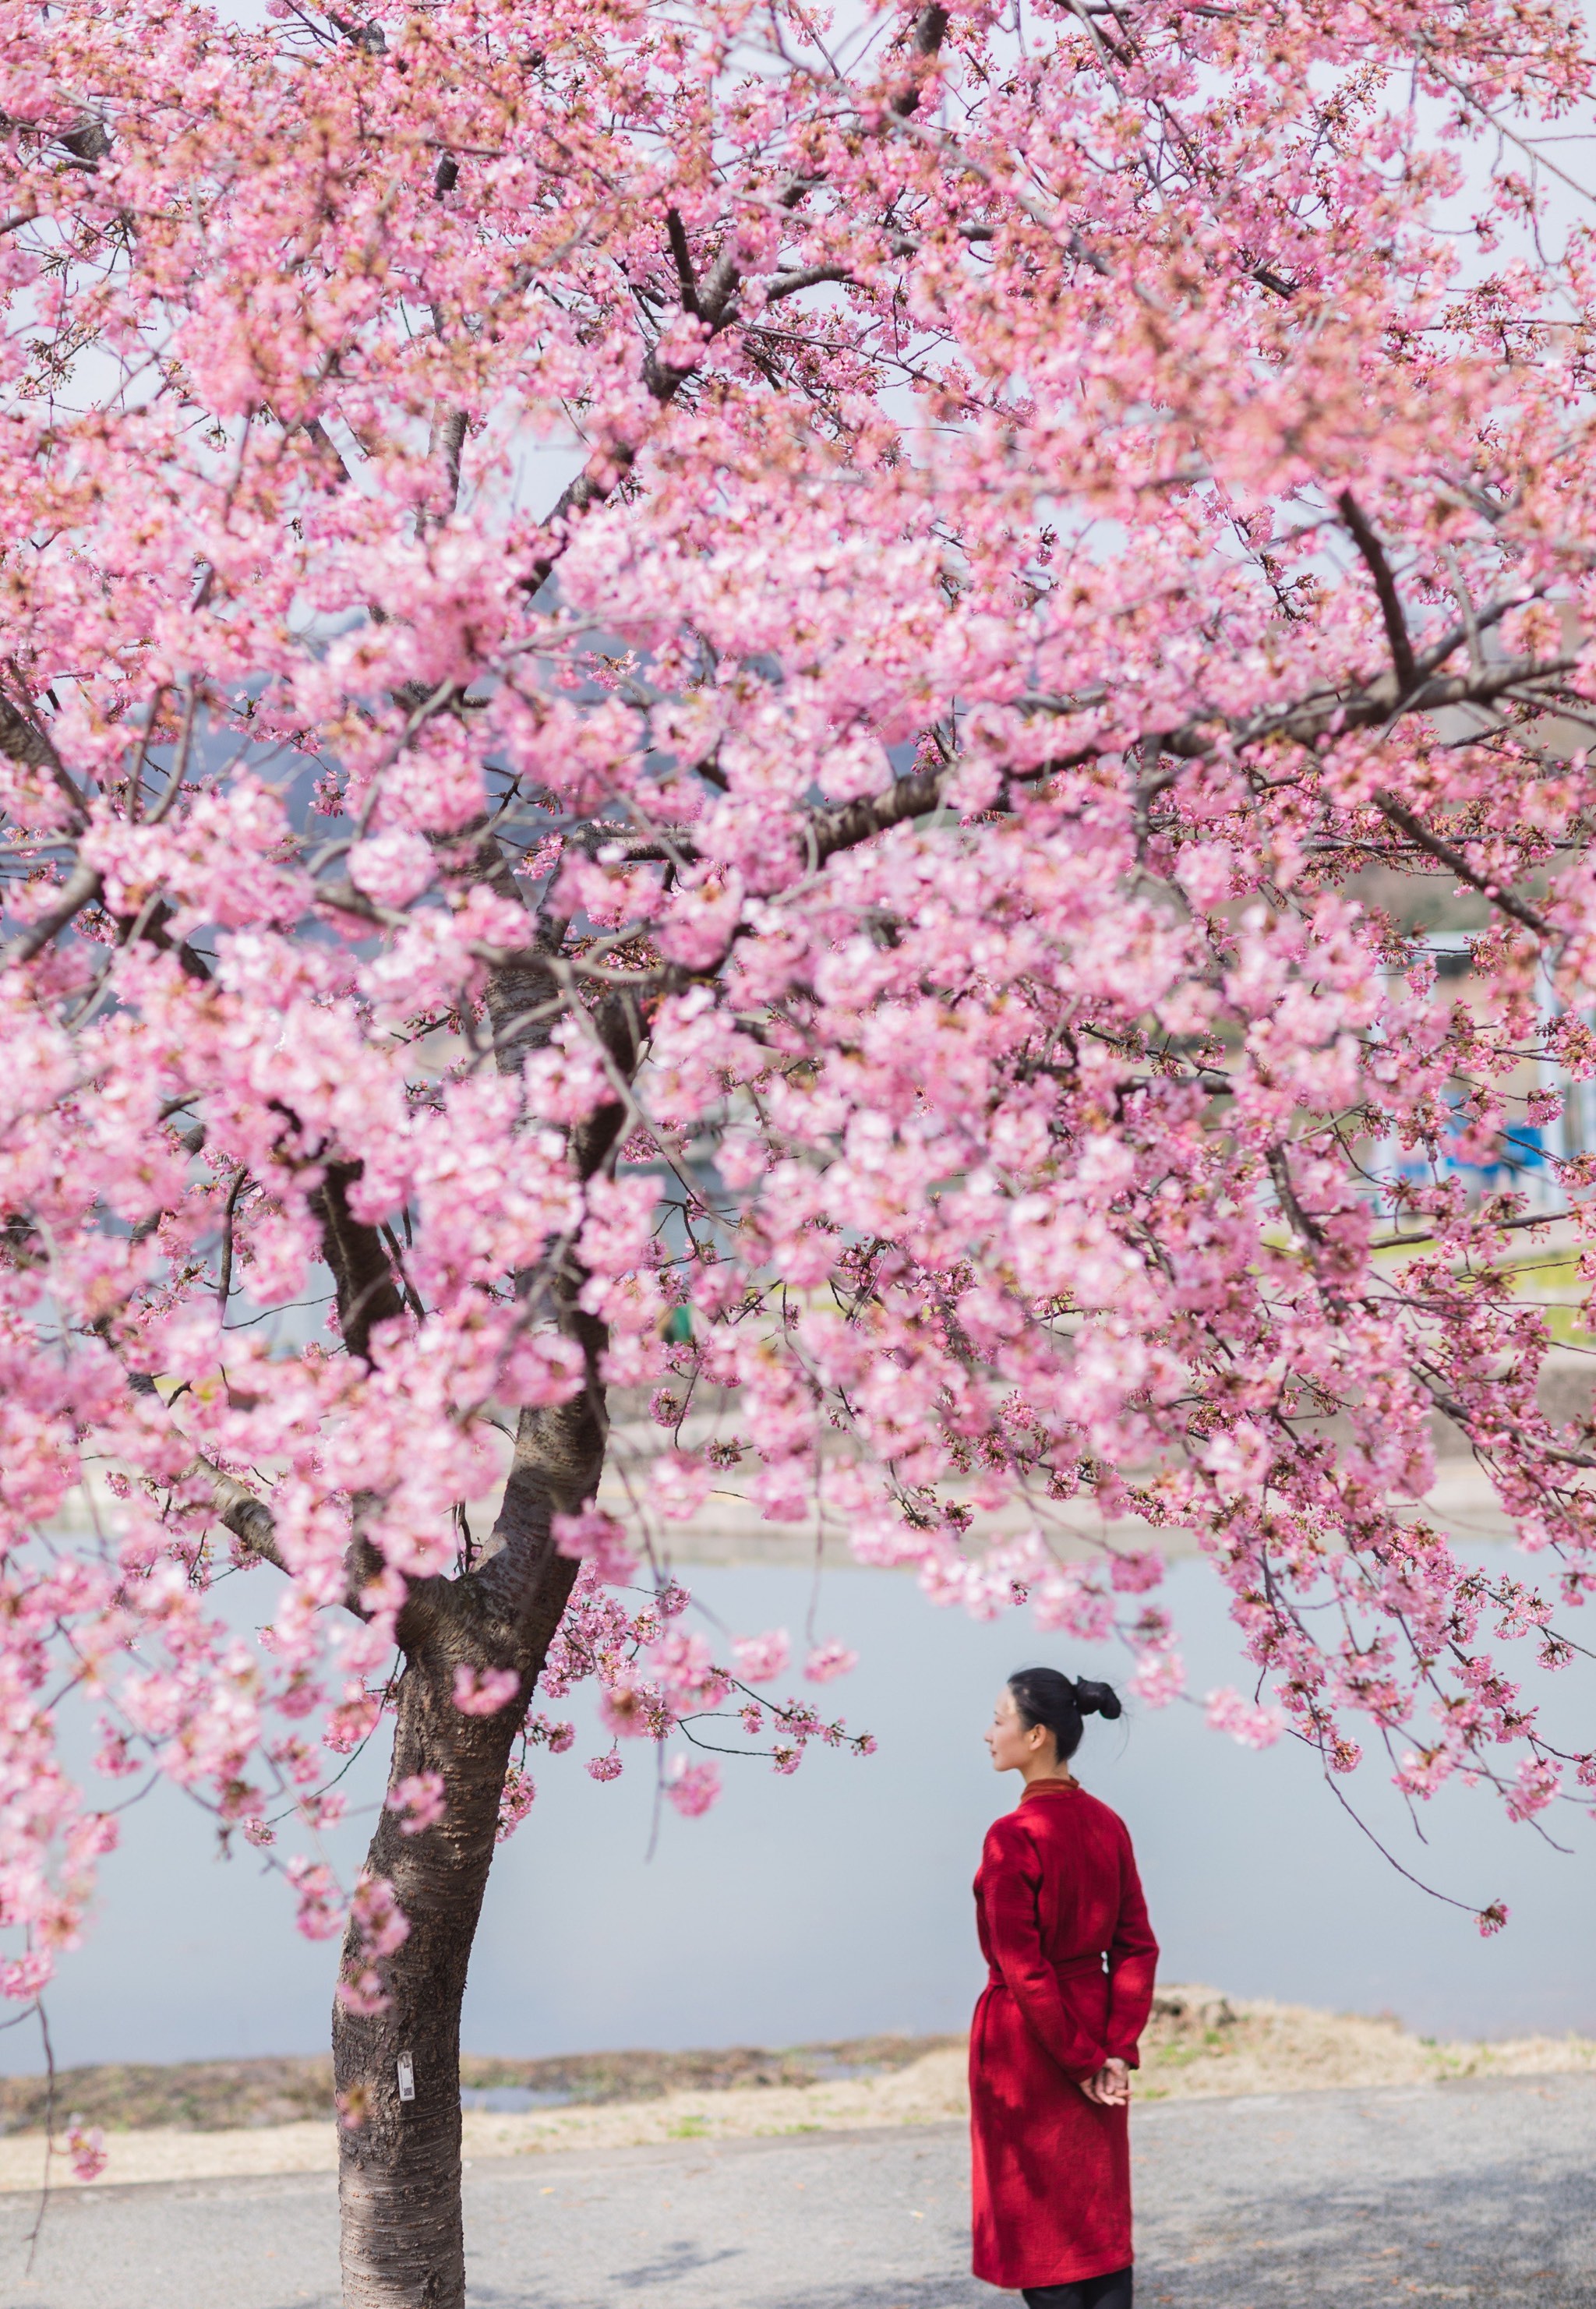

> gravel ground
[0,2072,1591,2309]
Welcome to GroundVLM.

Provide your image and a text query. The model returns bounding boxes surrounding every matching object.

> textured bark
[308,1160,408,1366]
[331,1611,564,2308]
[330,1513,589,2307]
[334,1660,496,2309]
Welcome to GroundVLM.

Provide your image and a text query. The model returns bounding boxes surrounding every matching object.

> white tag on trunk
[397,2052,415,2103]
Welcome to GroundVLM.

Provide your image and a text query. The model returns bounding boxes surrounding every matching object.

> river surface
[4,1554,1591,2077]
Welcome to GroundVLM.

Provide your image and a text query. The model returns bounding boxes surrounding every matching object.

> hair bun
[1007,1665,1121,1762]
[1074,1679,1122,1722]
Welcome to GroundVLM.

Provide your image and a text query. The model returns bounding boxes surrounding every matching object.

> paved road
[2,2074,1592,2308]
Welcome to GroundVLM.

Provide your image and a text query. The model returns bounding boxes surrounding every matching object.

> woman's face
[985,1685,1050,1773]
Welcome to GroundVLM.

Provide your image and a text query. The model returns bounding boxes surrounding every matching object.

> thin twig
[22,2000,59,2270]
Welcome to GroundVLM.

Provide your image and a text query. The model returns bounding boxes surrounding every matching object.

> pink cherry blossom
[1505,1759,1562,1823]
[1204,1689,1284,1752]
[648,1629,729,1712]
[348,831,436,911]
[804,1641,860,1685]
[733,1631,791,1684]
[663,1756,722,1819]
[495,1767,536,1843]
[351,1873,409,1959]
[285,1859,342,1944]
[336,1870,411,2015]
[387,1772,447,1835]
[552,1507,638,1587]
[64,2117,107,2184]
[1130,1654,1188,1711]
[651,1451,711,1522]
[451,1668,521,1718]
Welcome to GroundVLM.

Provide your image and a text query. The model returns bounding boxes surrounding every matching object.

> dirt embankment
[2,1989,1591,2194]
[0,2034,955,2137]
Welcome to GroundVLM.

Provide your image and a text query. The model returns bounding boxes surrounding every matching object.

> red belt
[988,1952,1107,1986]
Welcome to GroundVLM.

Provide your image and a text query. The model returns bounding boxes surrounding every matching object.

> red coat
[969,1780,1159,2290]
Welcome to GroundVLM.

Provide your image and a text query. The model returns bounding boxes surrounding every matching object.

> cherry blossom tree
[4,0,1596,2297]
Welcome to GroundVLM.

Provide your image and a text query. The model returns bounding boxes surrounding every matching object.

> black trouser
[1022,2268,1133,2309]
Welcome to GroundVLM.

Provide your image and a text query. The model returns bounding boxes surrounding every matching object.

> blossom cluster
[508,1565,870,1820]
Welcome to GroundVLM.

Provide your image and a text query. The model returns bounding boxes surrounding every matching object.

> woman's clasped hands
[1080,2057,1131,2107]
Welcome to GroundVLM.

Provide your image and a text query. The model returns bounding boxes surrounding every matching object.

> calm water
[5,1556,1591,2077]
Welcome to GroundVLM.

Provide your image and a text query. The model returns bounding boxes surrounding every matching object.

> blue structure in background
[1376,937,1585,1220]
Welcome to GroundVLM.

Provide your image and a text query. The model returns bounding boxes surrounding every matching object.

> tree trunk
[331,1568,576,2308]
[328,1334,603,2304]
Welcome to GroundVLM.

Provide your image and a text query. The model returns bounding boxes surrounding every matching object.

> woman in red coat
[970,1667,1159,2309]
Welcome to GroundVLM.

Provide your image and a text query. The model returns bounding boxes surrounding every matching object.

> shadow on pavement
[1134,2155,1596,2308]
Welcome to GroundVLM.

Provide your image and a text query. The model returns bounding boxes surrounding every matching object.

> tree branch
[1419,1379,1596,1471]
[428,406,467,517]
[210,1467,291,1572]
[307,1160,409,1365]
[468,991,641,1635]
[0,693,87,824]
[764,263,858,304]
[891,4,951,115]
[7,861,104,966]
[123,1338,450,1631]
[1337,490,1418,695]
[597,646,1580,966]
[810,763,948,862]
[210,1462,450,1640]
[520,6,952,600]
[1369,789,1552,937]
[807,651,1584,874]
[1267,1143,1326,1248]
[665,208,701,316]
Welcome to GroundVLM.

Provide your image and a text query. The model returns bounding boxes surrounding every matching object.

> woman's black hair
[1008,1666,1122,1762]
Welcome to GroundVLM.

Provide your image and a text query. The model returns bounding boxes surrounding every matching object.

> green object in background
[665,1306,692,1344]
